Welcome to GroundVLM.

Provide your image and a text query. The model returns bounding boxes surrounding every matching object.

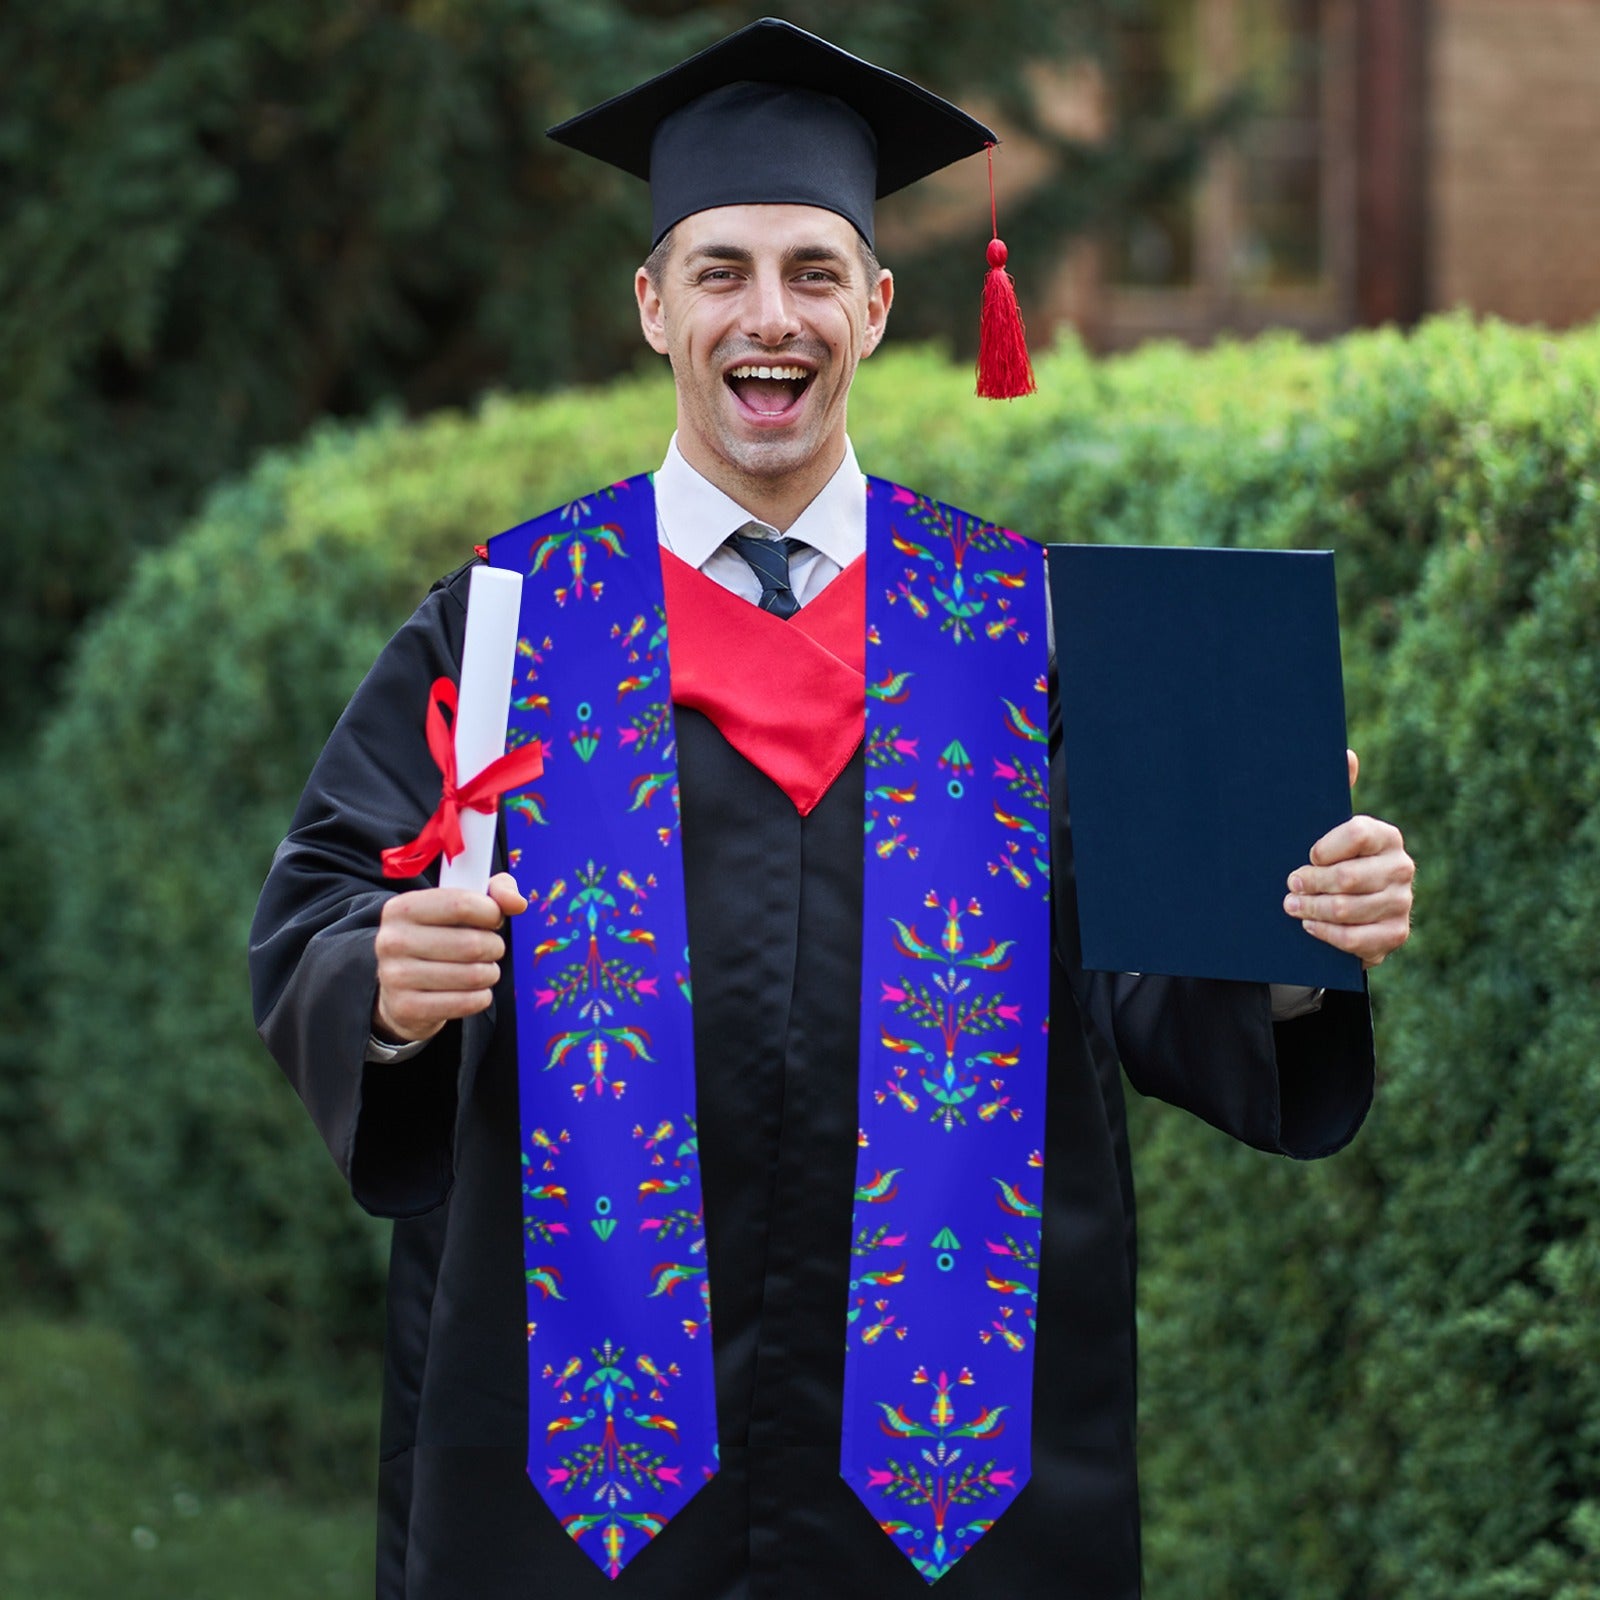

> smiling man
[250,19,1413,1600]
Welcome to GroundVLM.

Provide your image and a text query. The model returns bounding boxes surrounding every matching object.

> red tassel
[976,146,1036,400]
[977,239,1036,399]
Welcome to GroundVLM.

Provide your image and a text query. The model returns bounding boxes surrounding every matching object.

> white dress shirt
[653,433,864,604]
[367,437,1318,1059]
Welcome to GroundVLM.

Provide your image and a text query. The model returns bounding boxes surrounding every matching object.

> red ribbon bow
[381,677,546,880]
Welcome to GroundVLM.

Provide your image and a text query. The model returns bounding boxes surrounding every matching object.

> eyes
[693,265,843,288]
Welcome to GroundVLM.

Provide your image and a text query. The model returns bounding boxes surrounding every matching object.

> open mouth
[725,363,813,418]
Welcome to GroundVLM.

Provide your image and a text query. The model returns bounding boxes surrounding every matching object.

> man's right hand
[372,872,529,1045]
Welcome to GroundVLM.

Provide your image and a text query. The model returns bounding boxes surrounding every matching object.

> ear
[861,268,894,358]
[636,266,670,356]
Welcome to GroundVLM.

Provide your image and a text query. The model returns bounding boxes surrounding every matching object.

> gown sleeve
[248,561,500,1216]
[1047,663,1375,1161]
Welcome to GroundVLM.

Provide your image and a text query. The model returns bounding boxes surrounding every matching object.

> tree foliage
[1,0,1176,742]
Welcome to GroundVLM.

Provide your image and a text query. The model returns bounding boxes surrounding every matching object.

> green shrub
[34,314,1600,1600]
[1129,320,1600,1599]
[34,378,676,1481]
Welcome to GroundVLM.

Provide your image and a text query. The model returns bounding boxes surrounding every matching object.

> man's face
[635,204,893,495]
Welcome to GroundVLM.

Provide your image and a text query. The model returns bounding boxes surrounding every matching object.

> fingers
[374,980,494,1046]
[1285,879,1412,928]
[1307,813,1403,869]
[488,871,530,918]
[375,915,506,968]
[1284,810,1415,969]
[382,887,509,930]
[1298,911,1414,970]
[379,951,505,990]
[1286,843,1412,910]
[373,886,517,1045]
[1347,748,1359,790]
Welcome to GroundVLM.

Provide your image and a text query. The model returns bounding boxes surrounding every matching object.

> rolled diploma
[439,565,525,893]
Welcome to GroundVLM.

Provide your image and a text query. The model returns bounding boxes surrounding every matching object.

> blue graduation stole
[486,473,1050,1583]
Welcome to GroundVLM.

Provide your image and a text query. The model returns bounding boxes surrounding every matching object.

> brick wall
[1431,0,1600,327]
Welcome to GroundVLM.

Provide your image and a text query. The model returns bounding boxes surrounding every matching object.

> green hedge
[1125,324,1600,1600]
[33,318,1600,1597]
[32,378,680,1479]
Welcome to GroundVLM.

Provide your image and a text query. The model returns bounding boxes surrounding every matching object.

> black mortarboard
[546,17,998,249]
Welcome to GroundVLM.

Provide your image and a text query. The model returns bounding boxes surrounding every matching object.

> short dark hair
[643,227,676,291]
[642,225,883,291]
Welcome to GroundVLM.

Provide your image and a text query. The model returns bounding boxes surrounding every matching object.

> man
[250,19,1413,1599]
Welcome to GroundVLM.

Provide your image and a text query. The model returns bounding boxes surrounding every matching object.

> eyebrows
[682,241,855,275]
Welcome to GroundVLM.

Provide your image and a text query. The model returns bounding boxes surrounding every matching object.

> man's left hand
[1284,750,1415,968]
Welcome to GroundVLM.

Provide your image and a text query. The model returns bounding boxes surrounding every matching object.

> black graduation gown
[250,559,1374,1600]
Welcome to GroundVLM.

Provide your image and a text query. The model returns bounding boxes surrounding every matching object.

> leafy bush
[34,378,677,1479]
[1125,321,1600,1600]
[33,315,1600,1600]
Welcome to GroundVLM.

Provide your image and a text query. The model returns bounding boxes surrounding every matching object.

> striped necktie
[727,525,806,618]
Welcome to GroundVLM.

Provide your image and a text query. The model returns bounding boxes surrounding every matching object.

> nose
[745,267,801,347]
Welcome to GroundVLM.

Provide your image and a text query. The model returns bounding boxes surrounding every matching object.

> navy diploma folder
[1048,543,1364,993]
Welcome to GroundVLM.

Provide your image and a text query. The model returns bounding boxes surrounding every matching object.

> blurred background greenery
[5,2,1600,1595]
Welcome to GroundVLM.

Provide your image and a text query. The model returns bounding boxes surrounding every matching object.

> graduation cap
[548,17,1036,398]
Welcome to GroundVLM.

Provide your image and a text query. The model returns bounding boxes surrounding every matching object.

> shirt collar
[654,435,866,570]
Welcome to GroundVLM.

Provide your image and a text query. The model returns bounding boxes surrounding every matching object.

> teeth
[727,365,809,381]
